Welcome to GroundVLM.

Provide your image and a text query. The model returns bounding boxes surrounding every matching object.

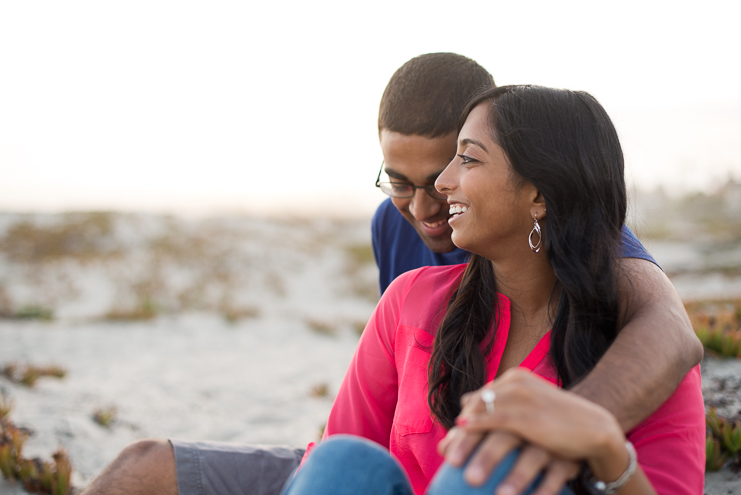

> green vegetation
[706,407,741,471]
[686,299,741,358]
[105,297,158,321]
[12,306,54,321]
[0,394,73,494]
[91,407,118,428]
[686,300,741,472]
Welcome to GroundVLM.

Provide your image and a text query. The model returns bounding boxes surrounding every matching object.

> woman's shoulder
[383,264,468,331]
[385,264,467,297]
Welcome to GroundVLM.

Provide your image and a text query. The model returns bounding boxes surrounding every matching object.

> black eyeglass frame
[374,161,447,200]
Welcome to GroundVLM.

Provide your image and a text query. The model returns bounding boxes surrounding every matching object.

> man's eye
[390,182,412,193]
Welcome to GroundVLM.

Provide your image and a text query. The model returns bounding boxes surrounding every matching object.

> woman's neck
[490,252,559,375]
[490,251,559,336]
[491,250,557,310]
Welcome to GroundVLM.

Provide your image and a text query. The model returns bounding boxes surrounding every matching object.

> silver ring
[481,389,495,414]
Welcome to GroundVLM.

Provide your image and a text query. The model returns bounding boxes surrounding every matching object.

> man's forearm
[570,259,703,432]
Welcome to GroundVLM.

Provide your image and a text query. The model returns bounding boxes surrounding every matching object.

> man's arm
[570,257,704,432]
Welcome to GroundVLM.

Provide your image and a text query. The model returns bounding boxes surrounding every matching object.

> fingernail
[496,485,516,495]
[448,451,464,467]
[455,416,469,426]
[466,465,485,483]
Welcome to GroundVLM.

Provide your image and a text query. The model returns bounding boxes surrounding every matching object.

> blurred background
[1,1,740,493]
[1,0,739,216]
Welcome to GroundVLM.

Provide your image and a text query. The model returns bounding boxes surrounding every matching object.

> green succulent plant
[706,433,728,471]
[722,420,741,455]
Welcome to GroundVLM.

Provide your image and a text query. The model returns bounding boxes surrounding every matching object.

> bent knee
[119,439,174,466]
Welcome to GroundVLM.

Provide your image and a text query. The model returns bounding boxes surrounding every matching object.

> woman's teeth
[449,205,468,215]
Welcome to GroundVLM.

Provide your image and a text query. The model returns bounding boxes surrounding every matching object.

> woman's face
[435,102,539,259]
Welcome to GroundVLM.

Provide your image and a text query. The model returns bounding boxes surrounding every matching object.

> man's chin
[419,233,458,254]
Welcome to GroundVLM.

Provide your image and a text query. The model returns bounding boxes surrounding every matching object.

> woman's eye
[458,154,475,164]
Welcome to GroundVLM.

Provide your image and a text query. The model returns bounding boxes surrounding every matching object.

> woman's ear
[530,189,547,220]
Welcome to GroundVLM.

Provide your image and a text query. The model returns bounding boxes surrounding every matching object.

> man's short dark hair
[378,53,495,138]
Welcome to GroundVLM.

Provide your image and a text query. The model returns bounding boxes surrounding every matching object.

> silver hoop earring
[528,214,542,253]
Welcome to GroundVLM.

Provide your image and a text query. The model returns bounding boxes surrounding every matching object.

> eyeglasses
[375,161,448,200]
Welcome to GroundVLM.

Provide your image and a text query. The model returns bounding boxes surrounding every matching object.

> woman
[284,86,705,495]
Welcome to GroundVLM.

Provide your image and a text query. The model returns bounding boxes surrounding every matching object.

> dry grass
[0,393,13,420]
[632,181,741,242]
[344,244,375,266]
[0,212,118,263]
[309,383,330,398]
[221,304,261,324]
[104,298,158,321]
[1,364,66,388]
[342,243,378,303]
[0,397,74,494]
[91,407,118,428]
[305,319,338,337]
[350,319,368,336]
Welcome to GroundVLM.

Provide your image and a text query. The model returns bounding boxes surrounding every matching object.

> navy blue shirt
[371,198,658,294]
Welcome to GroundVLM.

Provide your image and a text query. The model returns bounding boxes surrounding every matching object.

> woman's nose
[435,161,456,195]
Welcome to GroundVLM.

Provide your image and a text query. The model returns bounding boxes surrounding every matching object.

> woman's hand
[438,426,579,495]
[448,369,632,487]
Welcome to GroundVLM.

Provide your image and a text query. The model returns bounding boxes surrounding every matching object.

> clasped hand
[437,369,625,495]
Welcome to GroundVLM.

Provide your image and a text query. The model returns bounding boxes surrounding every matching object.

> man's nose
[409,190,443,221]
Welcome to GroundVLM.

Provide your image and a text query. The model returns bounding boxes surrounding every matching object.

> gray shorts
[170,440,305,495]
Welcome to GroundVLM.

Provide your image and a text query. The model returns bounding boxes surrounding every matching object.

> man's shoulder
[372,198,406,233]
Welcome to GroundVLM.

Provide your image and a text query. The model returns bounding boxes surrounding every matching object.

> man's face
[379,130,458,253]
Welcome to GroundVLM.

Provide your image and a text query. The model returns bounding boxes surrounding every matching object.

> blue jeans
[280,435,575,495]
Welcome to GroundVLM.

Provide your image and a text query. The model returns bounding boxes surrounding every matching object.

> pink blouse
[305,265,705,495]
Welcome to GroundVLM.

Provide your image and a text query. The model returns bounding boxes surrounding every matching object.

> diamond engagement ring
[481,389,496,414]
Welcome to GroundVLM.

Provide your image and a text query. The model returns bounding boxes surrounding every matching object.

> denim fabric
[281,435,574,495]
[428,450,575,495]
[280,436,413,495]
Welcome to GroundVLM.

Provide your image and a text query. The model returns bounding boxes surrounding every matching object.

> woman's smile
[447,204,469,224]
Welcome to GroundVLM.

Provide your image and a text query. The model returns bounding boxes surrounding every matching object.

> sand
[1,212,740,494]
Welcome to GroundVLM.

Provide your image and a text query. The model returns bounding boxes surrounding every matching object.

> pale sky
[1,1,739,217]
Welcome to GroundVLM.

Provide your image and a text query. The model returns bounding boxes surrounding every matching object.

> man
[82,53,702,495]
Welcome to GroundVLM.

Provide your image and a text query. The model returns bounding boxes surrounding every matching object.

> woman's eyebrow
[459,138,488,153]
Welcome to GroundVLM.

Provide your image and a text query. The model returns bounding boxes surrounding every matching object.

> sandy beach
[1,212,740,494]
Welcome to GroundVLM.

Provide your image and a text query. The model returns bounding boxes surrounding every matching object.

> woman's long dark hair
[428,85,627,429]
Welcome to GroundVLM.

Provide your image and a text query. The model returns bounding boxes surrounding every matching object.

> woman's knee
[310,435,386,462]
[284,435,412,495]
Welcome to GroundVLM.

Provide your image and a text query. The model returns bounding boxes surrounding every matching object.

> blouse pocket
[393,326,434,436]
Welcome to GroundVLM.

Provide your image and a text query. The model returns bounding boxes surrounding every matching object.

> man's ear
[529,189,547,220]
